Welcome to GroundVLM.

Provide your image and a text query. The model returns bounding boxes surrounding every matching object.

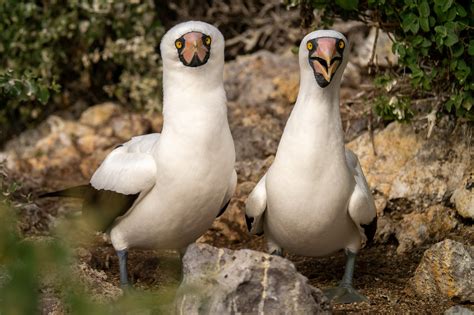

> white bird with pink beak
[42,21,236,288]
[245,30,377,303]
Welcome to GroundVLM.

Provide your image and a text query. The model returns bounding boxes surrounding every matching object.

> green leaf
[402,13,419,34]
[335,0,359,10]
[451,43,464,58]
[441,0,453,12]
[37,87,50,105]
[421,38,432,48]
[444,31,458,47]
[418,1,430,17]
[420,17,429,32]
[455,4,467,17]
[468,40,474,56]
[446,7,457,21]
[434,25,447,37]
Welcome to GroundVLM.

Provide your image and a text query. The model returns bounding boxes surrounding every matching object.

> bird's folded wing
[345,149,377,242]
[245,174,267,235]
[216,169,237,217]
[90,134,159,195]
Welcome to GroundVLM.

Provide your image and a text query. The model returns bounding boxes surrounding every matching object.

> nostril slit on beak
[314,57,328,70]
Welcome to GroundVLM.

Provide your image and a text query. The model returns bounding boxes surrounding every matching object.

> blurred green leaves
[0,165,179,314]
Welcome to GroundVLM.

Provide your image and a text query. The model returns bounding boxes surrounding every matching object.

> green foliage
[288,0,473,121]
[0,164,177,313]
[0,70,60,141]
[0,0,163,144]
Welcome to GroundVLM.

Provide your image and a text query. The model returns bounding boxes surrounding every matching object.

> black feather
[245,214,253,232]
[40,184,139,232]
[216,199,230,218]
[361,217,377,246]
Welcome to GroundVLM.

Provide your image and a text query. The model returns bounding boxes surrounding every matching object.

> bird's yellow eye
[205,36,211,45]
[175,40,183,49]
[338,41,345,49]
[307,42,313,50]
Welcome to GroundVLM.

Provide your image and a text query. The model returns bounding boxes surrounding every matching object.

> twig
[368,109,377,156]
[368,26,380,75]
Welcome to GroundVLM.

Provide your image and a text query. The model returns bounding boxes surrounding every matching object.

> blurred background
[0,1,472,314]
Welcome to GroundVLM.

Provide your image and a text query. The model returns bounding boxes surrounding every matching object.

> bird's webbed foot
[323,284,369,304]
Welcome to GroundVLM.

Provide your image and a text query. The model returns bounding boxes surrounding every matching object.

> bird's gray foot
[270,249,283,256]
[323,284,368,304]
[116,249,130,290]
[266,237,282,256]
[324,250,369,304]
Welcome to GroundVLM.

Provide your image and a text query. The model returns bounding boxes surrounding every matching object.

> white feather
[345,149,376,224]
[90,134,160,195]
[245,174,267,234]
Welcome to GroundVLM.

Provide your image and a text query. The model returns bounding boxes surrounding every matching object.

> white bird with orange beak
[245,30,377,303]
[42,21,236,287]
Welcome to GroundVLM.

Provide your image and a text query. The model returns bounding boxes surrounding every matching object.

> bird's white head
[160,21,224,73]
[299,30,349,89]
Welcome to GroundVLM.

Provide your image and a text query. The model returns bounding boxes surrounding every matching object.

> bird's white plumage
[245,174,266,234]
[92,21,235,252]
[246,30,376,256]
[90,134,159,195]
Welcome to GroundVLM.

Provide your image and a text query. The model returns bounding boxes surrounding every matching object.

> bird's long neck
[161,65,228,137]
[276,71,346,169]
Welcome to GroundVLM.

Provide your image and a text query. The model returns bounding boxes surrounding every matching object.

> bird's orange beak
[176,31,211,67]
[308,37,344,87]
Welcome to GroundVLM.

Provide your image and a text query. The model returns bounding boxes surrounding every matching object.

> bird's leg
[323,250,369,304]
[116,249,130,289]
[267,237,283,256]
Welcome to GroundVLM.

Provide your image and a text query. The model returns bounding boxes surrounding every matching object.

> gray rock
[410,239,474,302]
[175,243,331,315]
[444,306,474,315]
[395,205,457,254]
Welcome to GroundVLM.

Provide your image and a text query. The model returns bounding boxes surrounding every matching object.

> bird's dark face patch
[175,31,211,67]
[307,37,345,87]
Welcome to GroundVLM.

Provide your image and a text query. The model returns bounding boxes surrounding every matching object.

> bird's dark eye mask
[175,31,211,67]
[307,37,345,87]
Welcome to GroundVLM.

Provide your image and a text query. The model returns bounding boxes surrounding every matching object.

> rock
[351,27,398,68]
[110,114,151,141]
[224,51,298,107]
[347,122,422,198]
[451,174,474,219]
[445,306,474,315]
[348,121,471,207]
[76,134,113,155]
[79,102,121,127]
[410,239,473,302]
[175,243,331,315]
[395,205,457,254]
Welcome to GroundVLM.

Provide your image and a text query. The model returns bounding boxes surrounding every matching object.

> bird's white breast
[265,138,360,257]
[110,125,235,251]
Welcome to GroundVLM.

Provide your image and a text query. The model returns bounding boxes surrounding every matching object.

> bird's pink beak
[177,32,210,67]
[308,37,343,87]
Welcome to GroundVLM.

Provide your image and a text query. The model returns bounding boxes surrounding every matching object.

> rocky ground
[1,33,473,314]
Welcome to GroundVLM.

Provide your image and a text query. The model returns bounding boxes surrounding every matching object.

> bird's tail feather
[39,184,92,199]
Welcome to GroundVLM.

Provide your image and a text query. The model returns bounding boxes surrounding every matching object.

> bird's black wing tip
[245,214,254,232]
[361,217,377,246]
[216,199,231,218]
